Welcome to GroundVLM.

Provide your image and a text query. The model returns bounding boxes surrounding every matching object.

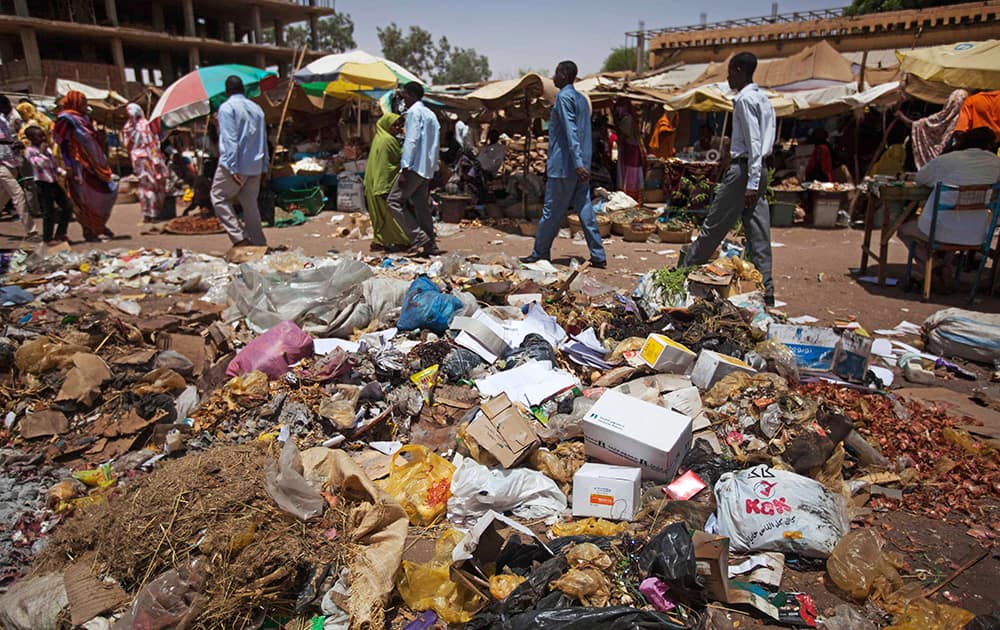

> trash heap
[0,246,997,630]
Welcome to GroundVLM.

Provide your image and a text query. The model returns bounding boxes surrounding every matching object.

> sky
[335,0,843,80]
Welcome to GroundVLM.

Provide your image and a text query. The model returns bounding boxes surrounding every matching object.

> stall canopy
[55,79,127,105]
[294,50,422,99]
[898,40,1000,92]
[658,81,797,117]
[682,41,856,93]
[788,81,901,120]
[466,73,558,109]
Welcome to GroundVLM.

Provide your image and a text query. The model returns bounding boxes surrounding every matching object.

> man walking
[682,52,776,305]
[0,95,37,241]
[521,60,606,268]
[388,82,440,256]
[211,76,268,248]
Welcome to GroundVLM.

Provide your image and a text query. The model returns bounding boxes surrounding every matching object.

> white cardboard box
[583,389,693,482]
[572,463,642,521]
[690,349,756,390]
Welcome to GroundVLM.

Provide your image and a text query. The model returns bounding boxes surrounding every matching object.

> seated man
[898,127,1000,288]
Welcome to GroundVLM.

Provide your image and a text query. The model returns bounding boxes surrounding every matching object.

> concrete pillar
[251,5,262,44]
[188,46,200,70]
[104,0,119,27]
[225,21,235,43]
[183,0,196,37]
[274,20,285,47]
[13,0,29,18]
[160,49,174,84]
[152,1,165,32]
[19,28,41,77]
[110,37,126,86]
[309,14,319,50]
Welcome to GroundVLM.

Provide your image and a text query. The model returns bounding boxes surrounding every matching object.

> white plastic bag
[713,464,849,558]
[923,307,1000,364]
[447,454,567,525]
[264,440,326,520]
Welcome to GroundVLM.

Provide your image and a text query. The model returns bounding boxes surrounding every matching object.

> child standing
[24,126,73,244]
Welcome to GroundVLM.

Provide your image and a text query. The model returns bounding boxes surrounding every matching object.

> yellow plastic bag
[827,529,904,601]
[396,529,482,624]
[489,574,526,600]
[883,584,975,630]
[551,517,628,537]
[379,445,455,526]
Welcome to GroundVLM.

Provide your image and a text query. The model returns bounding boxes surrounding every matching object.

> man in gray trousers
[682,52,776,305]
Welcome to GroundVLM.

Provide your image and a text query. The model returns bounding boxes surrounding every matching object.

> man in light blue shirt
[683,52,777,305]
[211,75,269,247]
[387,82,441,255]
[522,60,606,268]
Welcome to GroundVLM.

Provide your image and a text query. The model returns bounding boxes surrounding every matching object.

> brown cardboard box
[693,532,780,619]
[465,394,540,468]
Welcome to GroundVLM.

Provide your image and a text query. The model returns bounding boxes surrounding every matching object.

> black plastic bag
[638,522,704,605]
[965,612,1000,630]
[504,606,690,630]
[679,438,739,486]
[442,347,484,381]
[500,333,557,368]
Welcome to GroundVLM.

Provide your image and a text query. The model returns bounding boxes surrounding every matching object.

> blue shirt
[400,100,440,180]
[547,84,592,179]
[218,94,268,176]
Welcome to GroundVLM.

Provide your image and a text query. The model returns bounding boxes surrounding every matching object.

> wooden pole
[273,44,308,166]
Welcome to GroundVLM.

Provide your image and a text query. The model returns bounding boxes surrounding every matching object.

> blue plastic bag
[397,275,463,334]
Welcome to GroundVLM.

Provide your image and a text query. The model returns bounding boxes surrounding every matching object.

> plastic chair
[903,182,1000,302]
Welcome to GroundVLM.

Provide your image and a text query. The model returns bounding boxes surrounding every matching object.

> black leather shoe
[519,255,547,264]
[589,259,607,269]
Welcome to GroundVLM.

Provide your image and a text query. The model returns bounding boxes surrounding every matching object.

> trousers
[531,176,606,263]
[210,167,265,246]
[0,165,33,234]
[683,160,773,298]
[386,172,434,248]
[37,180,72,241]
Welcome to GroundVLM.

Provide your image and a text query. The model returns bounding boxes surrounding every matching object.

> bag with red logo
[713,464,849,558]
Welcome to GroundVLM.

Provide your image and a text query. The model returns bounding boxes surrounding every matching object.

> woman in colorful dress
[123,103,169,222]
[53,90,118,241]
[613,98,645,203]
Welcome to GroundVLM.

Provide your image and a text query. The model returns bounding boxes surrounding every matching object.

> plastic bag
[442,347,485,382]
[964,612,1000,630]
[396,529,482,624]
[500,334,557,369]
[499,606,688,630]
[264,440,326,520]
[226,320,314,380]
[714,464,849,558]
[13,335,88,374]
[638,522,703,604]
[678,438,740,487]
[397,276,464,335]
[490,574,527,600]
[447,454,567,525]
[0,574,68,630]
[550,518,626,537]
[754,338,801,384]
[379,445,455,526]
[536,397,594,443]
[883,585,976,630]
[826,529,904,601]
[820,604,877,630]
[549,568,610,606]
[529,442,585,492]
[113,557,208,630]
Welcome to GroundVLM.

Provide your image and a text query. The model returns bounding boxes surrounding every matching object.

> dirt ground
[3,202,999,626]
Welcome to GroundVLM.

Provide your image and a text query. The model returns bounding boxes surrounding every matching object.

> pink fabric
[227,320,315,379]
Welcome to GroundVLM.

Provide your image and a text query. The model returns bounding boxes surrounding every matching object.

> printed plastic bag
[826,528,903,601]
[397,276,464,335]
[113,557,208,630]
[264,440,326,520]
[379,445,455,526]
[396,529,482,624]
[447,454,567,525]
[226,320,314,380]
[714,464,849,558]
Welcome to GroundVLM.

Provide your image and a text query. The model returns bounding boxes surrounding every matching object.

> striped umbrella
[294,50,421,100]
[150,64,278,131]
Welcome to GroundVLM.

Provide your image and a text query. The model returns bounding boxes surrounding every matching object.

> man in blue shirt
[387,82,441,255]
[211,75,269,247]
[522,60,606,268]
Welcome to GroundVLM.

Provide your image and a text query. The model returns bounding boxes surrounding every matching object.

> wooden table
[859,182,932,286]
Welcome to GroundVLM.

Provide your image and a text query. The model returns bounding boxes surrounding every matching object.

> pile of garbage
[0,245,997,629]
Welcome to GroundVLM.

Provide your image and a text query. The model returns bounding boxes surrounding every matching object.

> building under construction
[0,0,335,96]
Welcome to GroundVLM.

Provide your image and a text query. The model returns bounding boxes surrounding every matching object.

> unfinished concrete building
[0,0,335,96]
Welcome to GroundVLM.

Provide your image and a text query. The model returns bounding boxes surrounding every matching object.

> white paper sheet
[475,360,578,407]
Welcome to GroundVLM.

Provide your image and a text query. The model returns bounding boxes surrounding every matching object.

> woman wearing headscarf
[896,89,968,169]
[53,90,118,241]
[613,98,645,203]
[123,103,169,222]
[364,112,410,250]
[15,101,53,146]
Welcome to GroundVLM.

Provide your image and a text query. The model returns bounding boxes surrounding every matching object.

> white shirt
[731,83,776,190]
[915,148,1000,246]
[400,100,441,180]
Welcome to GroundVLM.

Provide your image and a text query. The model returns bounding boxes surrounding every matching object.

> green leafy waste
[653,266,695,305]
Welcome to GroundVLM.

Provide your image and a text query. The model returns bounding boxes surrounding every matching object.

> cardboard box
[833,331,872,383]
[583,389,692,482]
[769,324,840,372]
[465,394,540,468]
[689,349,756,390]
[640,334,697,374]
[572,463,642,520]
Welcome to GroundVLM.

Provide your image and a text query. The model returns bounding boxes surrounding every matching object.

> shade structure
[662,82,796,117]
[294,50,422,99]
[466,73,558,109]
[150,64,278,131]
[898,40,1000,92]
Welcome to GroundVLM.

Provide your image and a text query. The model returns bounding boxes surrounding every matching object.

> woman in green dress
[364,112,410,250]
